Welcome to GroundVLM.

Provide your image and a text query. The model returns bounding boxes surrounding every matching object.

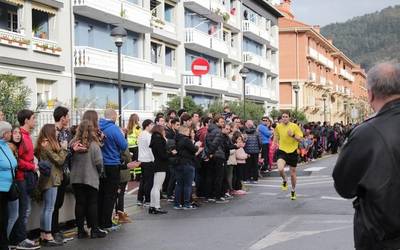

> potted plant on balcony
[222,12,230,22]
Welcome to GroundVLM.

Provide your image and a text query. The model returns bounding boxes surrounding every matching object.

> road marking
[259,192,278,196]
[248,216,351,250]
[246,184,280,188]
[297,180,333,186]
[320,196,347,201]
[304,167,326,172]
[127,187,139,195]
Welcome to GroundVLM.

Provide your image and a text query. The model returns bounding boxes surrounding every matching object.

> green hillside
[321,5,400,70]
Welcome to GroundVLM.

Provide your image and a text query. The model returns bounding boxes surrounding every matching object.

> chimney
[313,25,320,33]
[277,0,294,19]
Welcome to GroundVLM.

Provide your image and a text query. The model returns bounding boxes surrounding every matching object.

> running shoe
[291,191,297,200]
[281,181,288,191]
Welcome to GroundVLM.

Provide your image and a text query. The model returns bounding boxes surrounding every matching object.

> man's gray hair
[104,109,117,119]
[0,121,12,139]
[367,62,400,99]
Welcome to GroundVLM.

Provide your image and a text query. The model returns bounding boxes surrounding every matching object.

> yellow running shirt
[274,122,303,153]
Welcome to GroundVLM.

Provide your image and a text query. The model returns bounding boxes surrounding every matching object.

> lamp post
[293,84,300,111]
[343,99,348,124]
[239,67,249,120]
[110,26,127,127]
[322,93,327,123]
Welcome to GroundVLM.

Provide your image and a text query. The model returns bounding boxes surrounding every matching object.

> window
[37,79,54,109]
[7,11,18,32]
[32,10,50,39]
[165,46,175,67]
[151,42,162,64]
[164,2,174,22]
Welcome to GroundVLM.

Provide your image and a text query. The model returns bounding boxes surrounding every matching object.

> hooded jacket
[99,118,128,166]
[0,139,17,192]
[258,124,272,144]
[176,133,197,166]
[333,98,400,249]
[205,123,226,160]
[16,127,35,181]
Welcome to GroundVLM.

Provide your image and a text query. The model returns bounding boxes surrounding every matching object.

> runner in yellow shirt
[274,112,303,200]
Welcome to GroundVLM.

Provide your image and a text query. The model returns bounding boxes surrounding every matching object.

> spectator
[0,121,18,250]
[10,109,39,250]
[258,117,273,172]
[35,124,67,246]
[149,125,170,214]
[244,120,261,183]
[70,120,107,239]
[98,109,128,231]
[137,119,155,207]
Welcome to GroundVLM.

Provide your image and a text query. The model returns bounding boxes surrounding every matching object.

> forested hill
[321,5,400,70]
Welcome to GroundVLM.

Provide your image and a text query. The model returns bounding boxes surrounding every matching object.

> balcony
[0,29,30,49]
[74,46,154,83]
[73,0,152,33]
[308,47,318,60]
[245,84,269,101]
[319,76,327,86]
[226,46,241,63]
[32,37,62,56]
[183,0,229,23]
[185,28,228,58]
[340,68,355,82]
[152,64,178,85]
[243,52,270,72]
[151,18,178,44]
[242,20,269,44]
[183,74,230,95]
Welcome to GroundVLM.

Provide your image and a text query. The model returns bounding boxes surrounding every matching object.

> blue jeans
[40,187,58,232]
[10,180,31,244]
[174,164,195,207]
[7,199,19,238]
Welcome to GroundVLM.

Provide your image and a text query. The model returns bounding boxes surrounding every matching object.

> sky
[271,0,400,26]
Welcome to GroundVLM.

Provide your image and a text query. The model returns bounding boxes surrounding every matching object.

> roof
[279,17,308,28]
[244,0,284,18]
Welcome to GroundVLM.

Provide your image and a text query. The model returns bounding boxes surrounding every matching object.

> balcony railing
[0,29,30,49]
[340,68,355,82]
[308,47,318,60]
[73,0,151,32]
[74,46,154,80]
[309,72,316,82]
[32,37,61,56]
[242,20,269,43]
[185,28,228,56]
[320,76,327,85]
[245,84,268,98]
[243,52,270,71]
[183,74,230,92]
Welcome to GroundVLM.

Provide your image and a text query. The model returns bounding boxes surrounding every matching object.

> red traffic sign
[191,57,210,76]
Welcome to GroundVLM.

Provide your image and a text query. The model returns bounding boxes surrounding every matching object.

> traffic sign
[191,57,210,76]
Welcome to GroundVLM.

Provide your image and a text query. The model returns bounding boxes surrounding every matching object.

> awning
[4,0,24,6]
[32,1,57,15]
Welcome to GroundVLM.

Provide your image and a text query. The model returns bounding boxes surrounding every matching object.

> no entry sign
[191,57,210,76]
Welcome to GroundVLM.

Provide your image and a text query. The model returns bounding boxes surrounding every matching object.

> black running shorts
[277,149,298,167]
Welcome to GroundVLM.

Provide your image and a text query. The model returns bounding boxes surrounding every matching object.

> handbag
[0,147,19,201]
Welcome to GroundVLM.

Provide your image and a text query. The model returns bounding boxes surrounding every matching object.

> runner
[273,112,303,200]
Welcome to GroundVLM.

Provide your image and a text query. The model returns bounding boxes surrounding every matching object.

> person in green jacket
[35,124,67,246]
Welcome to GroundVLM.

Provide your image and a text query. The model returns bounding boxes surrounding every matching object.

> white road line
[320,196,347,201]
[248,216,351,250]
[259,192,278,196]
[304,167,327,172]
[297,180,333,186]
[246,184,280,188]
[127,187,139,195]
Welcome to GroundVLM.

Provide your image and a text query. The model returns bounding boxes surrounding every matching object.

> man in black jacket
[333,62,400,250]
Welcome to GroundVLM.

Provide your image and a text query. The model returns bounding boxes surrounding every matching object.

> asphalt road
[51,155,356,250]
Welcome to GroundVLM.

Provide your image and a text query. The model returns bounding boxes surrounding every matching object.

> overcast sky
[272,0,400,26]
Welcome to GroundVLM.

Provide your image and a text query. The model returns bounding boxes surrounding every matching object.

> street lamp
[110,26,127,127]
[239,67,249,120]
[322,93,328,123]
[343,100,348,124]
[293,84,300,111]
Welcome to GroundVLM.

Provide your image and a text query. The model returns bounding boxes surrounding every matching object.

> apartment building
[71,0,282,120]
[0,0,73,110]
[277,0,368,124]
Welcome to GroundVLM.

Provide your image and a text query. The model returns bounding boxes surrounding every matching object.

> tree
[269,108,281,121]
[206,100,265,121]
[165,96,203,116]
[0,74,31,125]
[290,110,308,124]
